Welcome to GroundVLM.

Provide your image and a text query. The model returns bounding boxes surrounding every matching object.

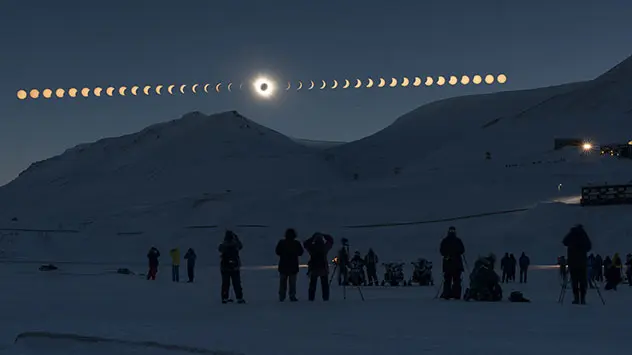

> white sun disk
[253,77,275,99]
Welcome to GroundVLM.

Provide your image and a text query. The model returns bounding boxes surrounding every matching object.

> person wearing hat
[439,226,465,299]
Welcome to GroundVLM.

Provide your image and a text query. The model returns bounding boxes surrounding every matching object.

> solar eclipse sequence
[16,74,507,101]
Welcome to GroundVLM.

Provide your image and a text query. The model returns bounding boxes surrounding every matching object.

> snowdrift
[12,332,243,355]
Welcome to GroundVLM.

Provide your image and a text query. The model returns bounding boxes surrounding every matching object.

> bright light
[582,143,593,151]
[252,76,276,99]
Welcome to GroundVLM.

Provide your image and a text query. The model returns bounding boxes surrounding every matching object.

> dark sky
[1,0,631,184]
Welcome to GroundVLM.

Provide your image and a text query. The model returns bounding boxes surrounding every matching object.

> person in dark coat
[184,248,197,283]
[364,248,379,286]
[519,252,530,283]
[146,247,160,280]
[439,226,465,299]
[275,228,304,302]
[218,230,245,304]
[508,254,517,281]
[594,254,603,282]
[500,253,510,283]
[303,233,334,301]
[336,238,350,285]
[562,224,592,304]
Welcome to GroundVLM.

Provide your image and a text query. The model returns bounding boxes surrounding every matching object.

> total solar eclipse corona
[15,73,508,101]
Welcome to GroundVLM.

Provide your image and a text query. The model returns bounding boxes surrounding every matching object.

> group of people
[559,251,632,291]
[143,222,629,305]
[331,242,380,286]
[145,246,197,282]
[499,252,531,283]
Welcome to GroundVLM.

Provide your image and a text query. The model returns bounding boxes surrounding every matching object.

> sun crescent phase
[106,87,114,96]
[156,85,163,95]
[191,84,199,93]
[413,77,422,86]
[178,85,186,94]
[332,80,339,89]
[366,78,374,88]
[227,83,233,92]
[94,87,103,97]
[203,84,210,93]
[401,77,410,87]
[296,81,303,91]
[167,85,175,94]
[378,78,386,87]
[320,80,326,89]
[308,81,315,90]
[343,79,350,89]
[131,86,139,95]
[119,86,127,96]
[389,78,398,87]
[215,83,221,93]
[355,79,362,88]
[425,77,434,86]
[286,82,291,91]
[143,86,151,95]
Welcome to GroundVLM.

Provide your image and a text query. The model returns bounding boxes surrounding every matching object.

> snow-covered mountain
[1,55,632,265]
[0,111,343,229]
[327,55,632,180]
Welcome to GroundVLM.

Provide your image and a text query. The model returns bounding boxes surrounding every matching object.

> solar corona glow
[15,73,508,101]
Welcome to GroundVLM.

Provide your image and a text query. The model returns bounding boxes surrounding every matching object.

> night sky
[1,0,631,185]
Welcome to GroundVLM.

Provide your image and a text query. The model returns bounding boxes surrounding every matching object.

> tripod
[328,246,365,301]
[558,274,605,305]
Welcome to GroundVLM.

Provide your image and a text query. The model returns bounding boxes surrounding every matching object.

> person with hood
[519,252,530,283]
[218,230,245,304]
[275,228,304,302]
[184,248,197,283]
[562,224,592,304]
[364,248,379,286]
[169,247,180,282]
[439,226,465,299]
[146,247,160,280]
[303,232,334,301]
[336,238,350,285]
[500,253,510,283]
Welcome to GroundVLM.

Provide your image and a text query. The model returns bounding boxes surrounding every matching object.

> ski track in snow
[0,263,630,355]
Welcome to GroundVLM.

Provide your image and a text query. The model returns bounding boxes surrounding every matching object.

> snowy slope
[0,111,343,229]
[328,54,632,180]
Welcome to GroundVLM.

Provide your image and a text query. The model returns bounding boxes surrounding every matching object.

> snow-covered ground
[1,262,630,355]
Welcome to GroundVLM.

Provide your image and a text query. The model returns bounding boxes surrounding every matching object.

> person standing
[336,238,350,285]
[275,228,304,302]
[500,253,510,283]
[170,247,180,282]
[364,248,379,286]
[218,230,245,304]
[519,252,530,283]
[146,246,160,280]
[184,248,197,283]
[304,233,334,301]
[439,226,465,300]
[562,224,592,304]
[508,254,517,282]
